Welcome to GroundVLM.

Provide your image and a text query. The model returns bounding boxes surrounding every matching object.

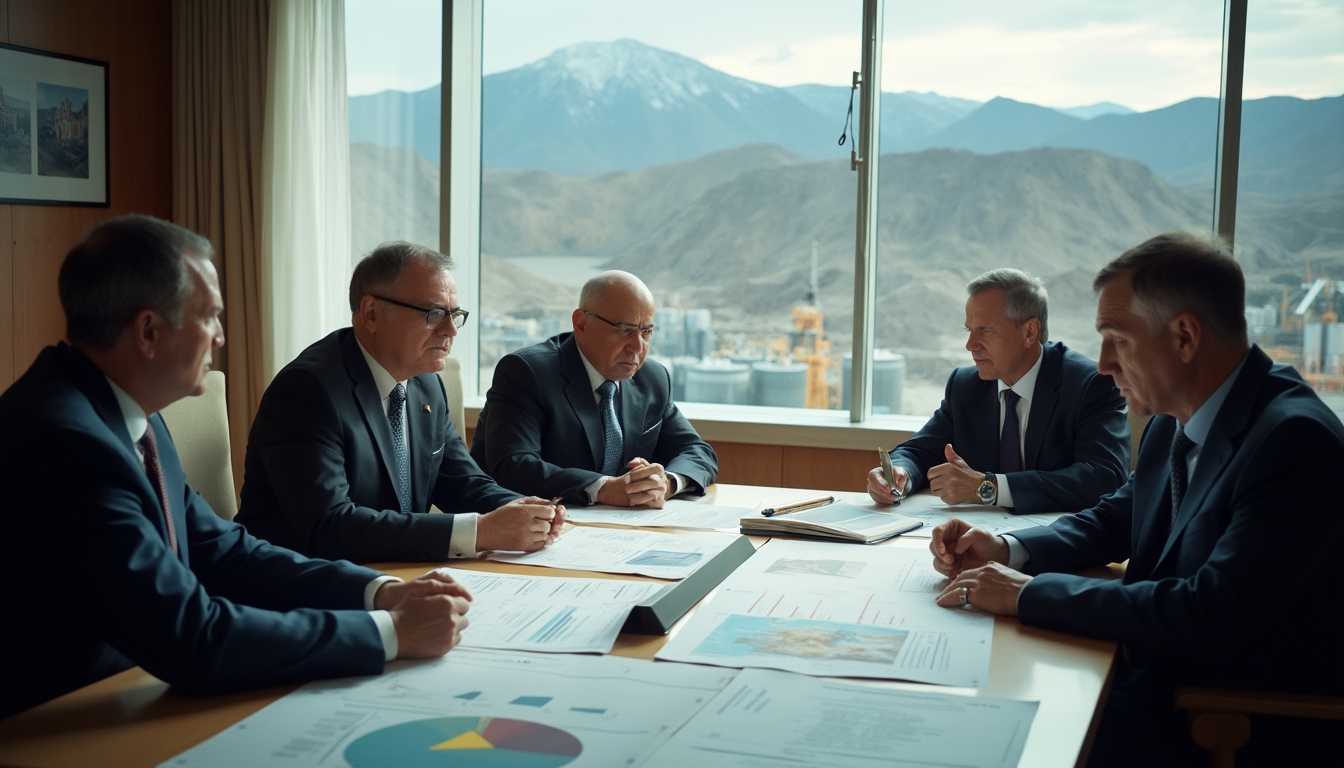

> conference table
[0,484,1119,768]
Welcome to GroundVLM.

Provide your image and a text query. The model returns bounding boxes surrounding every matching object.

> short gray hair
[579,270,652,310]
[1093,231,1245,344]
[967,268,1049,342]
[59,215,213,350]
[349,241,452,311]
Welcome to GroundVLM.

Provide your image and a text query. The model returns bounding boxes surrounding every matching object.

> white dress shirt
[577,351,686,503]
[993,347,1045,509]
[357,340,480,559]
[106,377,401,661]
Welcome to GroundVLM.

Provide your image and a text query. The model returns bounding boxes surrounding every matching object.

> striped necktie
[598,379,623,476]
[138,428,179,554]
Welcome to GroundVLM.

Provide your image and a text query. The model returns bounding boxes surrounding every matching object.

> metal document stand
[620,534,757,634]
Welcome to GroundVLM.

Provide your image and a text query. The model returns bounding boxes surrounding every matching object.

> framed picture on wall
[0,42,109,206]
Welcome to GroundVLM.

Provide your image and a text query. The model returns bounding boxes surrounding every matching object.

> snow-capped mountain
[480,39,848,175]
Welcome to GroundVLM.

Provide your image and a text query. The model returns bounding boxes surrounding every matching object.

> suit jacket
[237,329,519,563]
[890,341,1129,513]
[471,333,718,503]
[0,344,385,719]
[1013,346,1344,695]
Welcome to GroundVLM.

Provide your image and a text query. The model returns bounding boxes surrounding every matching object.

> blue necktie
[388,383,411,514]
[598,379,623,476]
[999,389,1022,473]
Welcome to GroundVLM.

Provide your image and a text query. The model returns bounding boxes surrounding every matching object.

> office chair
[1176,687,1344,768]
[437,355,467,444]
[159,370,238,520]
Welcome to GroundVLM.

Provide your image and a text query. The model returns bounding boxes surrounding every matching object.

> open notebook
[740,502,923,544]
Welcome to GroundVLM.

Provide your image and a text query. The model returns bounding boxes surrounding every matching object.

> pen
[761,495,835,517]
[878,447,905,503]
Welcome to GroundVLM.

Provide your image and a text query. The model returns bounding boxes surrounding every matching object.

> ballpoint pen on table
[760,495,835,517]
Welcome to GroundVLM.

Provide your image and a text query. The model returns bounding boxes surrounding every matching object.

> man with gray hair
[472,270,717,507]
[2,218,474,719]
[927,232,1343,765]
[869,267,1129,513]
[237,241,563,563]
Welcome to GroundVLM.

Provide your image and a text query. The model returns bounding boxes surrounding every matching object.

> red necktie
[138,427,180,554]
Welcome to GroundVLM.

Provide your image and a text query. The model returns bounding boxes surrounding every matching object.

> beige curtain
[261,0,352,379]
[173,0,270,499]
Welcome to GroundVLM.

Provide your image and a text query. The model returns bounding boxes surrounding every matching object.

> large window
[477,0,863,410]
[353,1,1341,426]
[1235,0,1344,421]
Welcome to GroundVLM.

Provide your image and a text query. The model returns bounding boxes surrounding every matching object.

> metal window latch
[850,71,863,171]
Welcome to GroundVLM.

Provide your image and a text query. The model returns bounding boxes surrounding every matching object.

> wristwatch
[977,472,997,505]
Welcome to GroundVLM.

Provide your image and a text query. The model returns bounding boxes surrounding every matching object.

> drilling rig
[790,242,832,409]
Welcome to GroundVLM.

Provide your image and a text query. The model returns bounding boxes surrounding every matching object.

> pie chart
[344,716,583,768]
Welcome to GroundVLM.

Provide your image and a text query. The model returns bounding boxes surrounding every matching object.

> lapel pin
[423,404,432,413]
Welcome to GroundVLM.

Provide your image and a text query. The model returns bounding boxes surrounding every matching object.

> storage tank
[668,356,700,402]
[751,362,808,408]
[684,361,752,405]
[842,351,906,414]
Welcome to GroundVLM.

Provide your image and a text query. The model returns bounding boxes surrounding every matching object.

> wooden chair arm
[1175,688,1344,720]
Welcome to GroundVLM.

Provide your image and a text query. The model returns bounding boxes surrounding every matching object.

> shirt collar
[577,346,614,393]
[1181,351,1250,447]
[355,337,407,403]
[105,377,149,444]
[997,345,1044,402]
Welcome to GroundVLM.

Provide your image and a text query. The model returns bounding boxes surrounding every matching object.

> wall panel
[780,445,873,493]
[706,441,782,488]
[2,0,172,386]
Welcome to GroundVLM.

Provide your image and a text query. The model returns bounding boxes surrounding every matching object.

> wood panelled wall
[0,0,173,390]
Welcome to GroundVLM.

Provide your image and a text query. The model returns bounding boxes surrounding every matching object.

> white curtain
[261,0,351,379]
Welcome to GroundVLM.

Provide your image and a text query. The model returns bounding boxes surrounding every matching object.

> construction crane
[790,241,832,409]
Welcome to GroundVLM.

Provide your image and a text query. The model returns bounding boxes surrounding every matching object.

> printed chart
[344,716,582,768]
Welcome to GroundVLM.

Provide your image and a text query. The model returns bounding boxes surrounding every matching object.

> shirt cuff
[449,512,481,558]
[364,575,402,610]
[369,610,398,662]
[584,475,609,504]
[994,474,1014,509]
[668,472,686,498]
[1003,534,1030,570]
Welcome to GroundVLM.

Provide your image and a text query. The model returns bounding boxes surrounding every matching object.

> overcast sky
[346,0,1343,111]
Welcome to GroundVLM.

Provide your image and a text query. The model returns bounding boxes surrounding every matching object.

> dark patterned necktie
[598,379,623,476]
[388,383,411,514]
[1170,424,1195,525]
[138,428,179,554]
[999,389,1023,473]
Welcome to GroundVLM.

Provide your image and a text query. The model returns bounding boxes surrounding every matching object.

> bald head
[573,271,656,381]
[579,271,654,310]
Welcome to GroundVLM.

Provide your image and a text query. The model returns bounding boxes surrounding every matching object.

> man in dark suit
[868,268,1129,513]
[930,233,1344,766]
[237,243,563,563]
[0,216,472,719]
[472,271,717,507]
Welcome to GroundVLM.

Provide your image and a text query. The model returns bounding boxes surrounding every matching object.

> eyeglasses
[584,311,655,341]
[374,295,470,329]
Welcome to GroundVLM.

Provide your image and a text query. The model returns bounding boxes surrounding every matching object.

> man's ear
[571,308,588,334]
[1022,317,1041,347]
[130,309,159,359]
[355,295,379,330]
[1169,312,1202,363]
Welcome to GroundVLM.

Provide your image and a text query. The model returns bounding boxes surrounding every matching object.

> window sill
[462,400,926,451]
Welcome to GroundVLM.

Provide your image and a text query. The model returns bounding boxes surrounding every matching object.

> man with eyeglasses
[472,271,717,507]
[236,242,564,563]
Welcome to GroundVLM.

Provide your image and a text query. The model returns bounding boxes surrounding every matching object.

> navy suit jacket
[1013,346,1344,695]
[890,341,1129,513]
[0,344,385,719]
[471,333,718,503]
[237,329,518,563]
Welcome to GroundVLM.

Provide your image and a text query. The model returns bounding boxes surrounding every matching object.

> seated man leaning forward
[868,268,1129,513]
[930,233,1344,767]
[472,271,717,508]
[0,216,471,719]
[236,242,562,563]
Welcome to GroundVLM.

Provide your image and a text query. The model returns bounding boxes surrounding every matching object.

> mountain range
[349,39,1342,196]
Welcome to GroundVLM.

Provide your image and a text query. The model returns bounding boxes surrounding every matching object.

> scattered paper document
[487,526,741,580]
[643,668,1038,768]
[443,569,664,654]
[160,648,739,768]
[656,539,994,687]
[860,492,1066,538]
[563,498,752,530]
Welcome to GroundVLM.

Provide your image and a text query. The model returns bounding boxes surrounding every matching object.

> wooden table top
[0,484,1117,768]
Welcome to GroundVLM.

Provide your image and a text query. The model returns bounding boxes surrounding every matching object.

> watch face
[978,481,995,503]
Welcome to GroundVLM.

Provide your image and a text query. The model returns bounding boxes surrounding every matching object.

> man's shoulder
[267,330,351,393]
[494,334,570,386]
[506,333,569,366]
[1,346,106,436]
[631,357,672,394]
[1253,365,1344,441]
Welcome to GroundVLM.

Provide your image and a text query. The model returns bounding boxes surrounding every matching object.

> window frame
[442,0,1248,426]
